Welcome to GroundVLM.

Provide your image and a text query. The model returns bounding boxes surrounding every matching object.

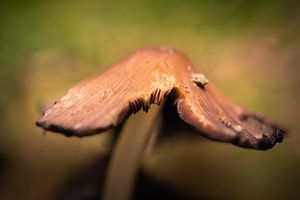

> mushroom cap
[36,47,284,150]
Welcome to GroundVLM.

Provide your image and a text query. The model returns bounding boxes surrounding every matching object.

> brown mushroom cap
[36,47,284,150]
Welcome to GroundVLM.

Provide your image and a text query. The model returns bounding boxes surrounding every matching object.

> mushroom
[36,47,284,150]
[36,47,284,200]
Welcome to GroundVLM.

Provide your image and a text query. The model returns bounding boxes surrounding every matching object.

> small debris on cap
[191,73,209,88]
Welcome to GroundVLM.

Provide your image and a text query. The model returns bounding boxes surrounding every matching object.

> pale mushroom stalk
[103,105,161,200]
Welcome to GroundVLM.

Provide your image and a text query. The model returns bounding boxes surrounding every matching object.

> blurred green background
[0,0,299,199]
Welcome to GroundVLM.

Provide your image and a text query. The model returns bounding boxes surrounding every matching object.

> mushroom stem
[102,105,161,200]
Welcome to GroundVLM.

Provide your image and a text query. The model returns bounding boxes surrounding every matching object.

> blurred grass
[0,0,299,199]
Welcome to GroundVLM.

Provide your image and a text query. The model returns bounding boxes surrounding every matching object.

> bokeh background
[0,0,299,199]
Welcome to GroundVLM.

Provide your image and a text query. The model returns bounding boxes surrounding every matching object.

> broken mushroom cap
[36,47,284,150]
